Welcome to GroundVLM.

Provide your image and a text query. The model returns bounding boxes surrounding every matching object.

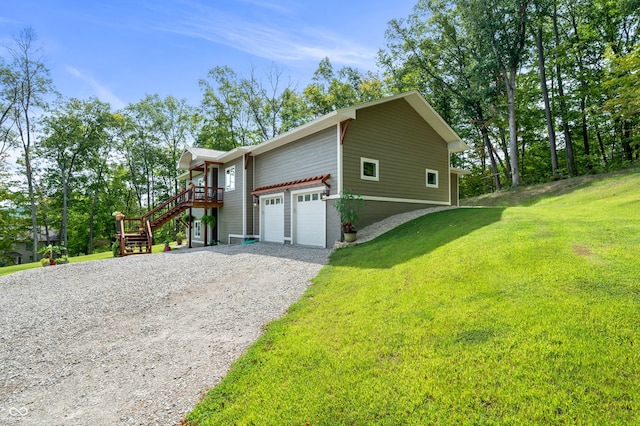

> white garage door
[262,195,284,243]
[295,191,326,247]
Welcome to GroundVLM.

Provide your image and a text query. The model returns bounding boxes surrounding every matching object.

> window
[426,169,439,188]
[194,220,202,238]
[361,157,379,181]
[225,166,235,191]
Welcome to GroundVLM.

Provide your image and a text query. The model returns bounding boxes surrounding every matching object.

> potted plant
[39,244,64,266]
[180,213,195,224]
[176,232,186,245]
[333,190,364,243]
[112,240,121,257]
[201,214,216,228]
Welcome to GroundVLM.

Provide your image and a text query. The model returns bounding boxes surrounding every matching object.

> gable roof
[178,91,467,170]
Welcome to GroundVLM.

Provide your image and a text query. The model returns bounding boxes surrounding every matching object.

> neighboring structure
[8,228,60,265]
[176,91,468,249]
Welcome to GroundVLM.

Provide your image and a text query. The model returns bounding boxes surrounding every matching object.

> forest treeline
[1,0,638,263]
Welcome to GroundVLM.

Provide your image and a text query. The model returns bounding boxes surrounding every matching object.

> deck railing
[142,186,224,229]
[115,185,224,256]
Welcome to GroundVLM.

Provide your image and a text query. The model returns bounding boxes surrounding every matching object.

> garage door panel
[295,191,326,247]
[262,196,284,243]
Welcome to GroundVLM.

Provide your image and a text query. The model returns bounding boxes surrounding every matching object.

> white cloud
[153,2,377,70]
[65,66,126,109]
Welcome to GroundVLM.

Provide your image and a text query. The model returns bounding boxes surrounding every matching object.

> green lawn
[186,169,640,425]
[0,242,175,277]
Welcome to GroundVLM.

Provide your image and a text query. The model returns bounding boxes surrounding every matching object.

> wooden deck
[115,185,224,256]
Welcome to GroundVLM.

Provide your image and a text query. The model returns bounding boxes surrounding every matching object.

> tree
[140,94,196,196]
[38,97,113,250]
[460,0,532,187]
[380,1,506,190]
[603,42,640,159]
[198,65,305,149]
[532,0,559,175]
[5,27,54,261]
[0,59,18,159]
[303,57,385,117]
[0,154,25,265]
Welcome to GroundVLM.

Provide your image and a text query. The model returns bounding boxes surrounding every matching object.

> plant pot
[344,231,357,243]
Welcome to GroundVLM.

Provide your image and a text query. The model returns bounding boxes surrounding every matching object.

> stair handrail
[119,218,126,257]
[145,219,153,253]
[142,186,193,226]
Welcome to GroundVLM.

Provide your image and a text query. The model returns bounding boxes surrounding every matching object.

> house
[175,91,468,249]
[6,228,60,265]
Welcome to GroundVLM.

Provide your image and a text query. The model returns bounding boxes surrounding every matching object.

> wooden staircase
[115,185,224,256]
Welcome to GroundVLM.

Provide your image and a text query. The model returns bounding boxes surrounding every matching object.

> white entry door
[262,195,284,243]
[294,190,326,247]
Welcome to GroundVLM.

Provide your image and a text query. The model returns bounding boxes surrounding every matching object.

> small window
[225,166,235,191]
[298,195,303,202]
[194,220,202,238]
[426,169,439,188]
[361,157,379,181]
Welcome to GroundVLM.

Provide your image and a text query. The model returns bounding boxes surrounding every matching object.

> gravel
[0,206,453,425]
[0,243,330,425]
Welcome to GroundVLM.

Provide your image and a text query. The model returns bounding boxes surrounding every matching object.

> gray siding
[254,127,338,187]
[254,127,338,243]
[218,157,244,243]
[245,156,255,236]
[342,98,450,203]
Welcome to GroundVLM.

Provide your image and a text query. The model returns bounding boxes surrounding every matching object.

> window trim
[425,168,439,188]
[360,157,379,181]
[225,165,236,191]
[193,220,202,239]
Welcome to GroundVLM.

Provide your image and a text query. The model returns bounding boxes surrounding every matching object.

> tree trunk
[536,25,559,176]
[62,175,68,250]
[580,97,591,169]
[25,151,38,261]
[482,127,502,191]
[553,4,576,175]
[505,67,520,187]
[622,120,633,161]
[596,129,608,166]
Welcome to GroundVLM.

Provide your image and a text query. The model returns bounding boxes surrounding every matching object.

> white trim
[361,195,450,206]
[425,169,439,188]
[360,157,379,181]
[448,168,452,206]
[227,234,260,244]
[225,165,236,191]
[450,167,471,175]
[242,162,247,238]
[259,192,285,244]
[177,91,467,170]
[337,123,343,195]
[193,220,202,240]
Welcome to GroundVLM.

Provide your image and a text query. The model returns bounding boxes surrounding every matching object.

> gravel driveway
[0,243,330,425]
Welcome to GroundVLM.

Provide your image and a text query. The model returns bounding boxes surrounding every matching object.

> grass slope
[186,169,639,424]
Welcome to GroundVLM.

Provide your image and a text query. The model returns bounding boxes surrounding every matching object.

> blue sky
[1,0,416,110]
